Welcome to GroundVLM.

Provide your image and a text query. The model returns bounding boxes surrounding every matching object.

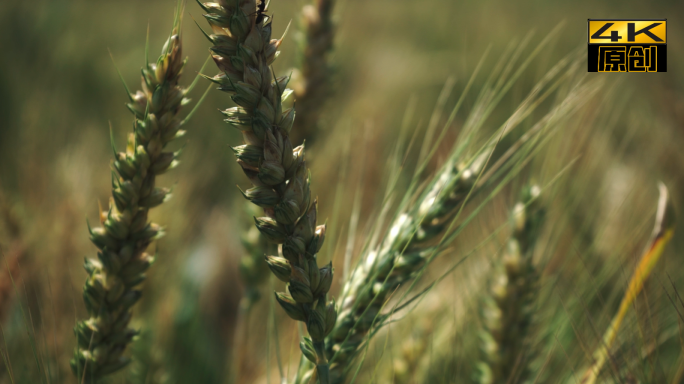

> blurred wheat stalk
[71,5,192,382]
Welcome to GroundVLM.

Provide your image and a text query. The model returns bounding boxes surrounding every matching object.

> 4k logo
[588,19,667,72]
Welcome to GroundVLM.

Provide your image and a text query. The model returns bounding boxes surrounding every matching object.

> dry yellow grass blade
[580,182,676,384]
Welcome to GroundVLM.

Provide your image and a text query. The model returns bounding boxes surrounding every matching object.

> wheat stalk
[291,0,336,145]
[71,8,189,382]
[197,1,336,382]
[475,185,545,384]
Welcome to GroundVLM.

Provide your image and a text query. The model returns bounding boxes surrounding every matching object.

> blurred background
[0,0,683,383]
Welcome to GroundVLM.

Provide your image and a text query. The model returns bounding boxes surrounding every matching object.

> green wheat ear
[71,4,192,382]
[235,0,338,315]
[199,1,336,382]
[310,42,597,384]
[233,0,338,327]
[476,184,545,384]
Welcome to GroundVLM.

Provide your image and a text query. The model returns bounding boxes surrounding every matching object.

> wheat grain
[71,8,189,382]
[198,1,336,382]
[475,185,545,384]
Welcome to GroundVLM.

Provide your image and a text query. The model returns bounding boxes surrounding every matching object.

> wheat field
[0,0,683,383]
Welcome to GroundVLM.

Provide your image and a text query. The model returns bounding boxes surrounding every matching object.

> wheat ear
[316,50,600,383]
[198,1,336,382]
[317,151,487,383]
[476,185,545,384]
[237,0,336,310]
[291,0,336,144]
[71,9,189,382]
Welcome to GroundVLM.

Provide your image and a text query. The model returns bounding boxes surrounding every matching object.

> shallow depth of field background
[1,0,683,383]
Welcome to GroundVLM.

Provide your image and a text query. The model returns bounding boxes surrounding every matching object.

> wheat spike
[71,8,189,381]
[237,0,337,311]
[320,153,486,383]
[291,0,336,145]
[305,49,600,383]
[476,185,545,384]
[198,1,336,382]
